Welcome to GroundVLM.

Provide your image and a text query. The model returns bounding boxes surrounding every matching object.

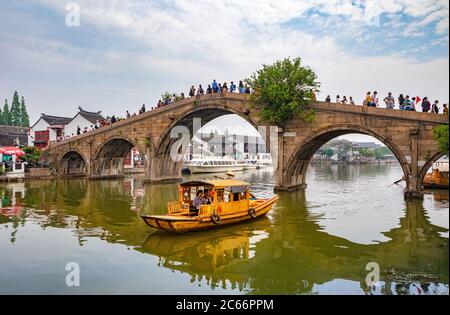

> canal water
[0,164,448,295]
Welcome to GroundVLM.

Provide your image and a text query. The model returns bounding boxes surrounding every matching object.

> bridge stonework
[42,93,449,199]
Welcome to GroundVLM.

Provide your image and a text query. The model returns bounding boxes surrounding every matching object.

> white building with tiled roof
[28,114,73,148]
[64,107,105,138]
[28,107,105,148]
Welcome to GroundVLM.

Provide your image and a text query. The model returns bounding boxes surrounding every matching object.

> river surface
[0,164,448,295]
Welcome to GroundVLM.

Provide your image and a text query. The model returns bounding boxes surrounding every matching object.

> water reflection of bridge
[0,180,448,294]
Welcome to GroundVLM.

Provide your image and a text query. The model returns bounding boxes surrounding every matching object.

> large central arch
[149,105,263,182]
[281,124,411,191]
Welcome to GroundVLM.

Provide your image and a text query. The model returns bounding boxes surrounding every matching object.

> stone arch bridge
[42,93,449,199]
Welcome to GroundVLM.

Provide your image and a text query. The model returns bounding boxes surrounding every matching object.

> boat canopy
[180,180,250,189]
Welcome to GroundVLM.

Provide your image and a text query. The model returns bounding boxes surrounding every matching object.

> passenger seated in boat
[192,191,205,214]
[203,189,212,205]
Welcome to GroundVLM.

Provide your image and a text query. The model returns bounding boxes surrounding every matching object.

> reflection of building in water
[0,183,26,216]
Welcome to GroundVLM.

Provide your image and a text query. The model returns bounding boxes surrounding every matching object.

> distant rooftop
[40,114,73,126]
[352,142,382,149]
[0,125,30,147]
[77,107,105,124]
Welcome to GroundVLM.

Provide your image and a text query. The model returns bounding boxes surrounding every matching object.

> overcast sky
[0,0,448,144]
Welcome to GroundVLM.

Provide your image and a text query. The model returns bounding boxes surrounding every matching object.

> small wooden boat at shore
[141,180,278,233]
[423,161,449,189]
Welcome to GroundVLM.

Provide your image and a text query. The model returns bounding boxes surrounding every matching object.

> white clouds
[2,0,448,123]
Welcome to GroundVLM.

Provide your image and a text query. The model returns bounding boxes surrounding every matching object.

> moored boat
[141,179,278,233]
[187,158,244,174]
[423,161,449,189]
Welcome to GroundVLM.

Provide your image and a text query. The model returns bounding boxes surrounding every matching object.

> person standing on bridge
[398,94,405,110]
[383,92,395,109]
[230,81,236,93]
[206,85,212,94]
[421,97,431,113]
[310,89,317,102]
[126,110,131,118]
[443,104,448,115]
[432,100,440,114]
[349,96,355,105]
[341,96,348,104]
[77,126,81,136]
[197,85,204,95]
[371,91,379,107]
[189,86,196,97]
[404,96,415,111]
[336,95,341,104]
[212,80,219,93]
[326,95,331,103]
[239,81,245,94]
[111,115,117,124]
[364,92,372,106]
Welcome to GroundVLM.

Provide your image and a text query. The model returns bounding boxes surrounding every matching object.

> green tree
[20,146,42,167]
[323,148,334,158]
[0,106,4,125]
[358,148,375,157]
[433,125,449,156]
[246,57,320,126]
[20,96,30,127]
[10,91,22,126]
[374,146,393,160]
[3,99,11,126]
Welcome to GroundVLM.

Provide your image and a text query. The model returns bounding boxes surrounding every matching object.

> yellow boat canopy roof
[181,180,250,188]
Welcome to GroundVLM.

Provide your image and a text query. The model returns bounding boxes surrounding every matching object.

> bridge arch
[60,149,88,176]
[150,104,262,182]
[281,124,411,191]
[92,136,147,178]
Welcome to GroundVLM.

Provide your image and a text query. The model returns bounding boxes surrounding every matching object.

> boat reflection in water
[0,170,448,295]
[140,217,271,291]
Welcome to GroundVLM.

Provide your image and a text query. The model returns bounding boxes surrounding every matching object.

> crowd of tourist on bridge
[323,91,448,114]
[60,80,448,141]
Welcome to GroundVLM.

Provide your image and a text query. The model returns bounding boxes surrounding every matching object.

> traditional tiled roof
[40,114,73,126]
[0,125,30,146]
[77,107,105,124]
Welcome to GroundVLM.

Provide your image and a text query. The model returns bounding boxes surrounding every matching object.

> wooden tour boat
[141,180,278,233]
[423,161,449,189]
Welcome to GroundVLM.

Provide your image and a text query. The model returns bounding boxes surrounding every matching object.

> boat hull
[187,165,244,174]
[142,196,278,233]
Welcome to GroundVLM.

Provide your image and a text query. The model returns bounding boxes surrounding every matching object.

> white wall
[28,118,51,146]
[65,114,95,138]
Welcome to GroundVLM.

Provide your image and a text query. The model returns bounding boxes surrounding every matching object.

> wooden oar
[388,177,405,187]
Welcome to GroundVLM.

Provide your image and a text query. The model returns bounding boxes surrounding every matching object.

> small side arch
[92,136,148,178]
[60,149,88,176]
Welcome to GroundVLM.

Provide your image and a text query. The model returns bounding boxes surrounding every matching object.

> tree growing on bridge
[246,57,320,126]
[433,125,449,156]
